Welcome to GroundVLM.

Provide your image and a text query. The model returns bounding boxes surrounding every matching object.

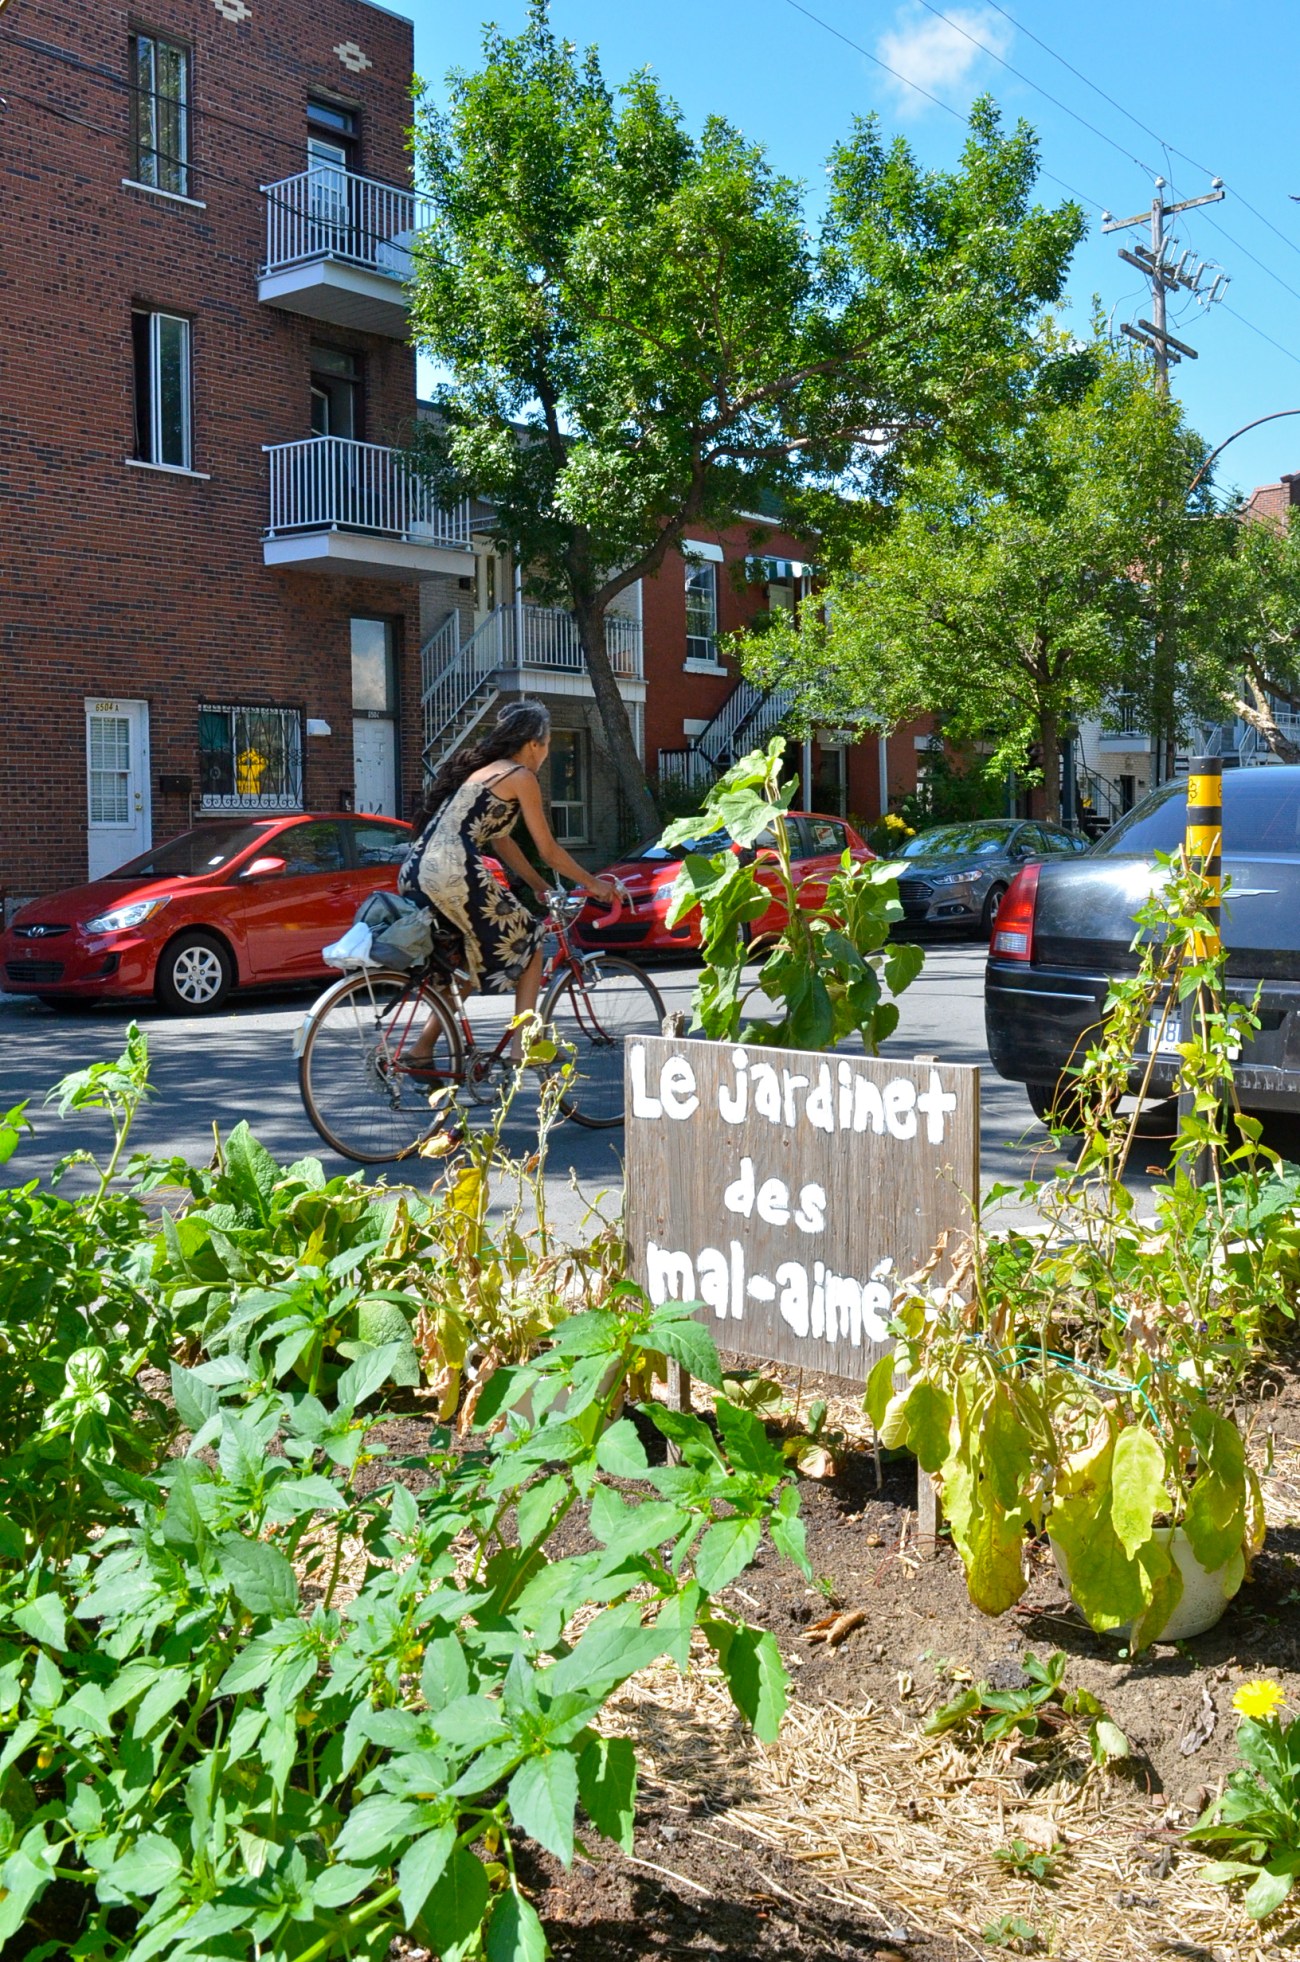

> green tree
[750,341,1212,820]
[1200,506,1300,762]
[409,7,1083,832]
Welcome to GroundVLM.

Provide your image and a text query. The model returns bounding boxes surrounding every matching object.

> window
[345,819,409,866]
[685,561,718,664]
[131,32,189,196]
[132,309,191,468]
[808,818,848,855]
[307,96,358,170]
[198,706,303,812]
[311,346,360,440]
[351,618,396,712]
[269,820,346,876]
[548,730,588,843]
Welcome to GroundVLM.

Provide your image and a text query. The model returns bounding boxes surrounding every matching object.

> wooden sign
[625,1036,979,1378]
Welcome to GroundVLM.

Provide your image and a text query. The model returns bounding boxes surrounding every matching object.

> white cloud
[875,4,1014,114]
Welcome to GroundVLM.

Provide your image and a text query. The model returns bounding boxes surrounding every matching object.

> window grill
[198,705,303,811]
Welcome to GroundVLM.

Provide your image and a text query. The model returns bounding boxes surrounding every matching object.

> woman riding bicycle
[400,701,615,1061]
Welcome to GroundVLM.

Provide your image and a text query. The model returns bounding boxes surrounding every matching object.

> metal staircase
[420,613,502,774]
[657,676,797,791]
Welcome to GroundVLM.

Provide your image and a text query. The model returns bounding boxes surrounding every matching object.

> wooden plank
[625,1035,978,1379]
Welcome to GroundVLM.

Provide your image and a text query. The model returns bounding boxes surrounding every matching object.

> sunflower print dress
[409,774,546,994]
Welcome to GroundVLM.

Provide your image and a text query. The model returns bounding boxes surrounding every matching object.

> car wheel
[980,882,1007,935]
[155,931,233,1014]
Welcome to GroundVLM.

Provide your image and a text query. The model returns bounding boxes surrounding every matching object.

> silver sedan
[893,819,1087,935]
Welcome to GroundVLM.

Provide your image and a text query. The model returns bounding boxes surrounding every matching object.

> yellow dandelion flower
[1233,1679,1285,1721]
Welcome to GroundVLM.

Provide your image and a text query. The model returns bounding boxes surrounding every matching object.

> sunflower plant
[1186,1680,1300,1920]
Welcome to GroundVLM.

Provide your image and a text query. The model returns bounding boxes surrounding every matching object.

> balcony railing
[513,604,642,678]
[264,436,470,548]
[261,168,427,278]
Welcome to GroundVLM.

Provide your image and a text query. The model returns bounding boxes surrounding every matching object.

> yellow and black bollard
[1180,755,1223,1180]
[1184,756,1223,958]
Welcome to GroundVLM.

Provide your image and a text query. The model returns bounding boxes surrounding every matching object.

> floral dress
[406,774,546,994]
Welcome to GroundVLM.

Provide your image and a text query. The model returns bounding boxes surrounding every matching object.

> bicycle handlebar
[545,879,629,930]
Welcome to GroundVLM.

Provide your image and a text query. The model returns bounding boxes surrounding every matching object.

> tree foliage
[410,4,1084,828]
[748,340,1213,819]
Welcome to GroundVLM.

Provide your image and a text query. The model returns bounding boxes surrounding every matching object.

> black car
[896,819,1087,935]
[985,768,1300,1123]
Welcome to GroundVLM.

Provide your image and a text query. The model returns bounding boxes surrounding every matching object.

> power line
[1220,300,1300,372]
[973,0,1300,274]
[904,0,1158,177]
[1196,208,1300,309]
[776,0,1105,212]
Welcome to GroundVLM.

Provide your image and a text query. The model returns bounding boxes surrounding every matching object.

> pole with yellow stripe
[1184,755,1223,957]
[1181,755,1223,1181]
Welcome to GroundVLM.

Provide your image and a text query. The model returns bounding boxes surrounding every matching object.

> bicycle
[296,887,666,1163]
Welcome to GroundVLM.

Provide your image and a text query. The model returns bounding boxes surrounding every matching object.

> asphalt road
[0,940,1114,1237]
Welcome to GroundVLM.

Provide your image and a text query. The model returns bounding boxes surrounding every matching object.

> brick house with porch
[1,0,465,915]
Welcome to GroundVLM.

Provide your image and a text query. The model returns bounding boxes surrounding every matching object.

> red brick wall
[640,519,927,820]
[0,0,425,899]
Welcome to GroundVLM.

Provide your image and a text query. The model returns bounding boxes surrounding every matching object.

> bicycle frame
[344,889,624,1094]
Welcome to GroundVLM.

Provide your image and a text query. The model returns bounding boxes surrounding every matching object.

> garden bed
[371,1348,1300,1962]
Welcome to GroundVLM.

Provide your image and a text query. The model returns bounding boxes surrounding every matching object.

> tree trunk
[1038,706,1061,822]
[1232,675,1300,764]
[573,599,661,841]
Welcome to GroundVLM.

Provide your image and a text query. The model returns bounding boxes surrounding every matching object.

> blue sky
[403,0,1300,502]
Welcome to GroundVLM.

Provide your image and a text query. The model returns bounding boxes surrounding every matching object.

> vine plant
[873,851,1290,1649]
[660,737,923,1051]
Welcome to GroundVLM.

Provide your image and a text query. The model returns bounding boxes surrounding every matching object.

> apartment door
[351,618,398,816]
[85,698,151,880]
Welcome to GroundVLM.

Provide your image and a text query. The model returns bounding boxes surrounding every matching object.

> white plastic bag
[322,922,376,970]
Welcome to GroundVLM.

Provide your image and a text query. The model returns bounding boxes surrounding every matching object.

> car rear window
[1093,773,1300,857]
[106,822,276,879]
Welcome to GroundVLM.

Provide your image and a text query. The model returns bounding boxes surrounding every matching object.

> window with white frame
[198,705,303,811]
[130,31,190,196]
[132,309,192,468]
[684,560,719,663]
[548,729,588,843]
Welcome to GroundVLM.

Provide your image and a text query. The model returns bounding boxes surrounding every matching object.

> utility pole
[1104,176,1228,780]
[1104,177,1227,393]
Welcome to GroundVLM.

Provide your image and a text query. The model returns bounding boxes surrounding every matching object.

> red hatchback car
[573,812,875,955]
[0,814,410,1013]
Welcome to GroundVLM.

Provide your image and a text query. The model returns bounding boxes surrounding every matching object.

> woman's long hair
[411,700,551,832]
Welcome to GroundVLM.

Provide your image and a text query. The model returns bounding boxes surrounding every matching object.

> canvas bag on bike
[354,891,436,971]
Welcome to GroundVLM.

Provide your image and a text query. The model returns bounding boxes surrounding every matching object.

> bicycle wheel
[298,970,463,1164]
[543,957,666,1129]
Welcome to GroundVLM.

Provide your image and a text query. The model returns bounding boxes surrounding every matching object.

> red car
[573,812,875,955]
[0,814,410,1013]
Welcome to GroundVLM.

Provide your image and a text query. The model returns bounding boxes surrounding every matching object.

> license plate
[1146,1011,1182,1057]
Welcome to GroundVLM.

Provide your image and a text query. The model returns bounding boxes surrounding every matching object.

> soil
[368,1342,1300,1962]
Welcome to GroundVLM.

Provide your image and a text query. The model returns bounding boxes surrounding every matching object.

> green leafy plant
[661,737,923,1049]
[993,1839,1058,1884]
[874,852,1279,1648]
[0,1290,806,1961]
[982,1913,1043,1952]
[924,1650,1128,1762]
[1187,1679,1300,1920]
[0,1037,175,1563]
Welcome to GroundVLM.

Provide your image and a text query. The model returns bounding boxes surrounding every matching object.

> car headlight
[929,871,977,889]
[82,898,171,935]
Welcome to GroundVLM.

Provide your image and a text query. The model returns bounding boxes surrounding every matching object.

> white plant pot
[1049,1524,1246,1643]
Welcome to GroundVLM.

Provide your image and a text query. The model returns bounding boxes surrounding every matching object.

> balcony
[258,168,427,337]
[263,436,472,581]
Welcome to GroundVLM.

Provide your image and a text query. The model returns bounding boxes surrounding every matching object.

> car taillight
[990,862,1040,960]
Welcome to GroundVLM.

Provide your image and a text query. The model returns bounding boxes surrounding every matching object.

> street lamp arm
[1188,409,1300,496]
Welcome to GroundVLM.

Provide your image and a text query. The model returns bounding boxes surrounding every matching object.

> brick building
[1,0,917,915]
[1,0,470,911]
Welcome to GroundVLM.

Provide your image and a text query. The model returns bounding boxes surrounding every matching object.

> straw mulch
[604,1646,1265,1962]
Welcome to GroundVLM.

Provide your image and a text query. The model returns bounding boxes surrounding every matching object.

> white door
[352,718,396,815]
[85,699,151,881]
